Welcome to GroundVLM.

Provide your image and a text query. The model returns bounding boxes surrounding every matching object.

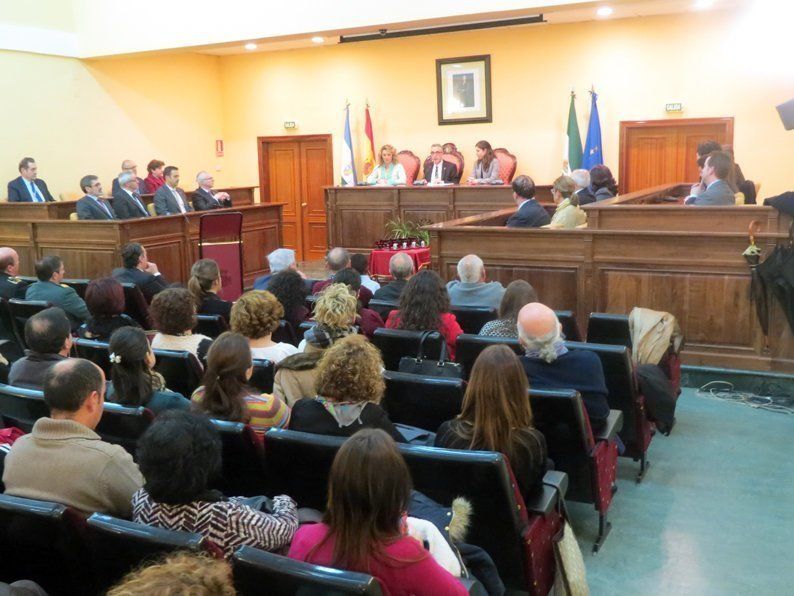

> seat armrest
[458,577,488,595]
[595,409,623,442]
[528,471,569,515]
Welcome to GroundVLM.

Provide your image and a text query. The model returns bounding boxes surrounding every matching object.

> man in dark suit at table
[76,176,116,220]
[685,151,736,206]
[505,175,551,228]
[191,171,231,211]
[112,243,169,302]
[112,171,150,219]
[153,166,192,216]
[111,160,146,195]
[7,157,55,203]
[423,144,457,185]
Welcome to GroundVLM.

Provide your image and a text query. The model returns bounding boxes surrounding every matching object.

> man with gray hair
[517,302,609,426]
[112,171,150,219]
[446,254,504,309]
[191,171,231,211]
[373,251,415,302]
[422,144,456,184]
[571,169,596,205]
[253,248,303,290]
[312,247,373,305]
[111,159,145,195]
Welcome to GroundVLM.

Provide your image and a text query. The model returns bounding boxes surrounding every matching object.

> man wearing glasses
[422,144,457,185]
[7,157,55,202]
[76,175,117,220]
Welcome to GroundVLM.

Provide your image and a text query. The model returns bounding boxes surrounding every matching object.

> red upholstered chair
[442,143,464,183]
[494,148,518,183]
[396,150,420,185]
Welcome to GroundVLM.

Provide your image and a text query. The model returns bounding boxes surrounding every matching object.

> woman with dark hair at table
[589,164,619,201]
[77,277,140,340]
[467,140,500,185]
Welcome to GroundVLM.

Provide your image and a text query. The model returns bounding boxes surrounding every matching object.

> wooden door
[619,118,733,194]
[258,135,333,261]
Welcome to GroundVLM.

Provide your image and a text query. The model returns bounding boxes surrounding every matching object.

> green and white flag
[564,91,583,174]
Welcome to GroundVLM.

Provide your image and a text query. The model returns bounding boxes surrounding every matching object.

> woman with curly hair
[191,331,290,436]
[108,552,235,595]
[231,290,298,364]
[150,287,213,361]
[131,411,298,560]
[187,258,232,320]
[267,269,310,330]
[589,164,619,200]
[289,335,404,441]
[385,269,463,359]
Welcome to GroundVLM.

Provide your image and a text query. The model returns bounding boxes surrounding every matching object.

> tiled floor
[569,388,794,596]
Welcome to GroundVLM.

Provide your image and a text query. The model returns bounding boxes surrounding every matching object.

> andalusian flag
[340,103,357,186]
[363,103,376,176]
[564,91,583,174]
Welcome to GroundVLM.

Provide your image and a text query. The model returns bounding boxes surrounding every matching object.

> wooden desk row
[0,186,256,221]
[0,203,283,288]
[424,184,793,372]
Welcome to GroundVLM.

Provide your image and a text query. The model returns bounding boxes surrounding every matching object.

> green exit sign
[284,121,297,129]
[665,103,683,113]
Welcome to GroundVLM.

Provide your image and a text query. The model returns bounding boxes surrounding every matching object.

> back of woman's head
[187,259,221,308]
[267,269,307,313]
[315,334,385,404]
[195,332,252,422]
[397,269,449,331]
[109,326,154,407]
[108,552,234,596]
[460,344,533,453]
[150,288,196,335]
[499,280,538,320]
[85,277,125,318]
[313,283,357,330]
[231,290,283,339]
[137,410,222,505]
[323,429,412,569]
[589,165,618,195]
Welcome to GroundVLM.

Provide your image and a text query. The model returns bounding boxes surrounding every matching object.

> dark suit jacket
[198,293,233,320]
[574,186,596,205]
[111,176,145,195]
[112,267,169,302]
[153,185,193,216]
[422,160,457,183]
[112,189,150,219]
[505,199,551,228]
[7,177,55,203]
[191,188,229,211]
[76,196,116,220]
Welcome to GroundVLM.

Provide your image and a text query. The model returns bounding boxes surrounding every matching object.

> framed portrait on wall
[436,55,492,125]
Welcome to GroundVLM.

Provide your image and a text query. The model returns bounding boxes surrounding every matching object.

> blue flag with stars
[582,90,603,170]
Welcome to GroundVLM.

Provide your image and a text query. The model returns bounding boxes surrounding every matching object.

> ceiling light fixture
[311,36,324,44]
[244,42,257,51]
[693,0,715,9]
[596,6,613,17]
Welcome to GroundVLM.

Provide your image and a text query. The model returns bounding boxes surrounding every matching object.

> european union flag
[582,90,603,170]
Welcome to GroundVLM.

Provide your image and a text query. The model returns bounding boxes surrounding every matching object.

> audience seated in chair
[131,411,298,559]
[150,288,213,362]
[288,429,466,595]
[267,269,310,331]
[517,303,609,427]
[545,175,587,229]
[107,551,234,595]
[253,248,304,292]
[3,359,143,516]
[571,169,596,205]
[372,251,415,303]
[25,255,89,329]
[446,254,505,310]
[8,307,72,389]
[231,291,299,364]
[435,344,548,500]
[77,277,140,341]
[275,284,358,406]
[112,243,170,303]
[188,259,232,321]
[312,248,373,305]
[505,175,551,229]
[479,280,538,337]
[289,335,404,442]
[0,247,28,301]
[350,253,381,293]
[331,268,384,340]
[106,327,189,415]
[191,332,290,438]
[589,164,619,202]
[386,270,463,359]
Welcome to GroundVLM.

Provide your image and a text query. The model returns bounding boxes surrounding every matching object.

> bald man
[111,160,146,195]
[312,247,373,305]
[0,247,27,300]
[373,252,414,302]
[517,302,610,426]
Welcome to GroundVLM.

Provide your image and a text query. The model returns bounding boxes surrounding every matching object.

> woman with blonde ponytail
[188,259,232,320]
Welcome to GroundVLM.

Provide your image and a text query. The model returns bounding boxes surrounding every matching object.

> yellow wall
[0,50,225,200]
[219,8,794,196]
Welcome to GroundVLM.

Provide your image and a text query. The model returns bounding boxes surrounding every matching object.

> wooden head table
[0,202,283,287]
[424,183,793,372]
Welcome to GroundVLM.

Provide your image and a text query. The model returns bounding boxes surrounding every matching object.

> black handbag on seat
[398,331,464,379]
